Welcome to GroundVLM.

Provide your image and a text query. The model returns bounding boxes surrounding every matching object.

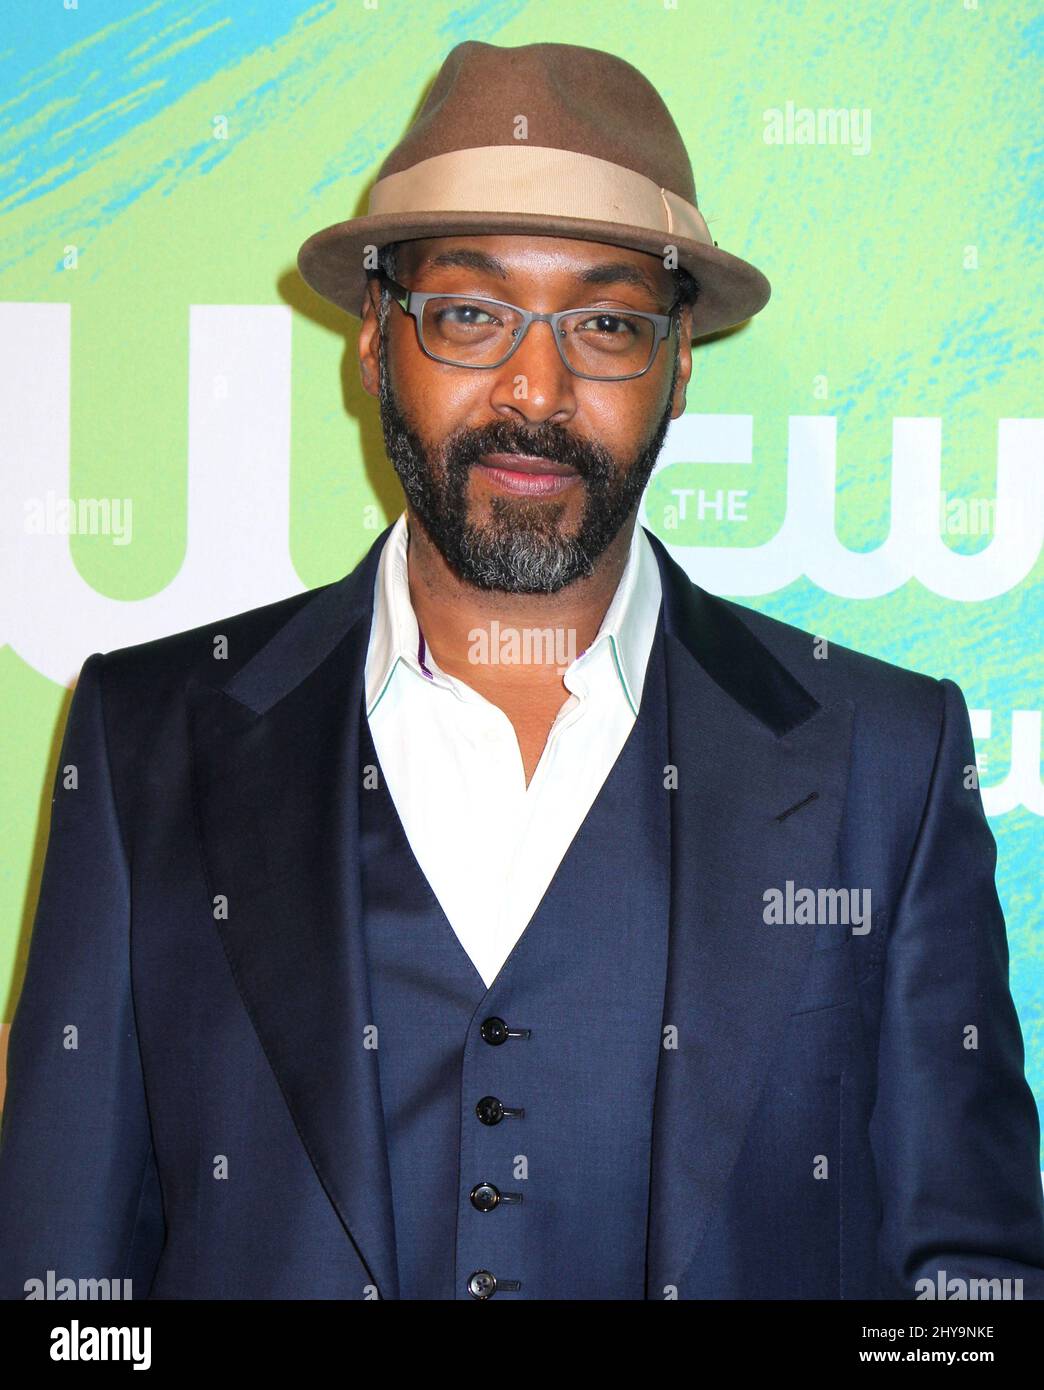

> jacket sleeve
[869,675,1044,1299]
[0,652,165,1300]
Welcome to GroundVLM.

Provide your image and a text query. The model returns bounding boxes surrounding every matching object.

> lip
[476,453,581,498]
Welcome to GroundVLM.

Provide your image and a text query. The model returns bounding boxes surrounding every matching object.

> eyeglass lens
[419,297,658,378]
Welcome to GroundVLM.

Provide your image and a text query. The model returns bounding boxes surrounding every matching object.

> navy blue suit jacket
[2,523,1043,1299]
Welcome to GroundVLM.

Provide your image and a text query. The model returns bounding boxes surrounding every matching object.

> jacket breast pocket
[790,929,858,1016]
[784,934,861,1084]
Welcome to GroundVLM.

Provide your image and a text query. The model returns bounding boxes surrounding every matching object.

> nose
[487,317,577,426]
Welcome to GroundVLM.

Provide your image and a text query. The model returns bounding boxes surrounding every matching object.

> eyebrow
[417,248,667,303]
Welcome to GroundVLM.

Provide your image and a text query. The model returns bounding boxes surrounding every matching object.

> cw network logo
[646,412,1043,600]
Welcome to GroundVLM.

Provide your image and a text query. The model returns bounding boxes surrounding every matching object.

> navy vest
[358,615,672,1300]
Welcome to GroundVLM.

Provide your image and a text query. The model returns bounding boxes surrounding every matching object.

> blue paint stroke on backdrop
[0,0,330,214]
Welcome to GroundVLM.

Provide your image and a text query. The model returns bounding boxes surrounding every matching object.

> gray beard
[376,319,679,594]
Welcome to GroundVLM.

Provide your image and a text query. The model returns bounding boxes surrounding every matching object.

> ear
[670,304,694,418]
[358,279,383,400]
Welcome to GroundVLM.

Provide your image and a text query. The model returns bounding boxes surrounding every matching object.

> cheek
[577,382,666,451]
[391,356,478,441]
[417,373,482,416]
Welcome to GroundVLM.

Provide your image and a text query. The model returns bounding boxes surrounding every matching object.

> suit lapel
[188,523,399,1299]
[643,529,855,1294]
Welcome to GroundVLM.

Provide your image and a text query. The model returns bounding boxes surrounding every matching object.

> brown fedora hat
[297,41,771,340]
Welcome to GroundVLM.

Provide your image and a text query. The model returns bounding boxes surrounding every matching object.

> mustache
[441,423,614,481]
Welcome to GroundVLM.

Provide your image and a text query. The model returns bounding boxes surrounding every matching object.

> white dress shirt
[363,509,663,988]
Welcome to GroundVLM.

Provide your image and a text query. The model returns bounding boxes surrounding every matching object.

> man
[1,40,1042,1302]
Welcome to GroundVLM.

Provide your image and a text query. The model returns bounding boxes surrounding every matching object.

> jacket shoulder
[93,526,393,700]
[96,584,334,698]
[710,591,947,726]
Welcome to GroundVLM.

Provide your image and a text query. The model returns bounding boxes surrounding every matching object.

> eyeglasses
[376,272,678,381]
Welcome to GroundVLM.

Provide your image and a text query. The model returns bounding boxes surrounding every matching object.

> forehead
[396,234,673,298]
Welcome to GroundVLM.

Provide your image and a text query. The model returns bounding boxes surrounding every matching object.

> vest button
[467,1270,497,1299]
[470,1182,501,1212]
[476,1096,504,1125]
[480,1016,509,1045]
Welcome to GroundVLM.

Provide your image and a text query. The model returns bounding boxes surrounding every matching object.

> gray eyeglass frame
[376,272,679,381]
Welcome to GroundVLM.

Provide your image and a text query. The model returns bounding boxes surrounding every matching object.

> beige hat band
[367,144,715,249]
